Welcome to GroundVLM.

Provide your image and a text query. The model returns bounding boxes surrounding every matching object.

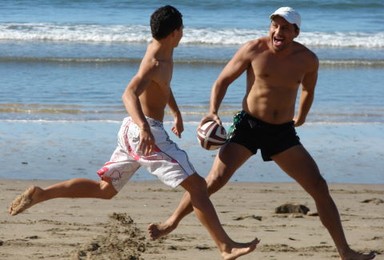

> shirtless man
[8,5,259,259]
[148,7,376,260]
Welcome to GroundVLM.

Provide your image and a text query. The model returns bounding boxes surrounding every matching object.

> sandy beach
[1,1,383,259]
[1,179,382,260]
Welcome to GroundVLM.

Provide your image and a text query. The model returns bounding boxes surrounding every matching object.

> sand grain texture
[1,180,383,259]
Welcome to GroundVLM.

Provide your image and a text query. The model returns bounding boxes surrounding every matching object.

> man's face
[269,16,299,51]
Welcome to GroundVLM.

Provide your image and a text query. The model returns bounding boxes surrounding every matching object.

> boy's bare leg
[177,173,259,260]
[9,178,117,216]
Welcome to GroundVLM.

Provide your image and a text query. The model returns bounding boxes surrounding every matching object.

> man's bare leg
[313,184,376,260]
[148,191,193,239]
[273,145,376,260]
[179,173,259,259]
[148,143,252,240]
[9,178,117,216]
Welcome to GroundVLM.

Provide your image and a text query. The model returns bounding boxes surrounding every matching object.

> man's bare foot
[221,238,260,260]
[9,186,39,216]
[341,250,376,260]
[147,221,177,240]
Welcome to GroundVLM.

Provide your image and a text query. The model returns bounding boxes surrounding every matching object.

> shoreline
[1,179,383,259]
[1,121,383,184]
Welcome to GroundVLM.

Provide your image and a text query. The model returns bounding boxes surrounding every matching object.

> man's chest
[251,55,304,86]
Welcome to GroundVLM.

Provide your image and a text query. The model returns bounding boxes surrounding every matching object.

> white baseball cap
[270,7,301,29]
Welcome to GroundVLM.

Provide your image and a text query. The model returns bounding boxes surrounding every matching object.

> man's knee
[309,177,330,200]
[206,170,229,195]
[182,173,208,194]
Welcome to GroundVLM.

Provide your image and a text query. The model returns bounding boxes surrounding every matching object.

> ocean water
[0,1,383,183]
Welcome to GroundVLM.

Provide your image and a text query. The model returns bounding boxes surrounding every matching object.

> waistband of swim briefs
[241,111,294,128]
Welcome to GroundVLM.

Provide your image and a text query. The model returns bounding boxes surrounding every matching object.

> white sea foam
[0,23,383,49]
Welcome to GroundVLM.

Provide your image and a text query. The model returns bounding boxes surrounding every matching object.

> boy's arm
[167,89,183,138]
[122,75,150,129]
[122,60,156,155]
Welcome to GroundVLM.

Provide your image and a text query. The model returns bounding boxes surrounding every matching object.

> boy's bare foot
[341,250,376,260]
[221,238,260,260]
[148,222,260,259]
[9,186,39,216]
[147,221,177,240]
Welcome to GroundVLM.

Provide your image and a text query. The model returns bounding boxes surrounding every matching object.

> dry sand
[1,179,383,259]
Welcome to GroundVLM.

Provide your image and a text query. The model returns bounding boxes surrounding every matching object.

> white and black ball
[197,121,227,150]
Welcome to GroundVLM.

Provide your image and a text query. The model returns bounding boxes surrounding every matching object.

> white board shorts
[97,117,196,191]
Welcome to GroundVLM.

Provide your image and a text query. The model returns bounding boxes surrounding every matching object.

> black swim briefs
[228,111,301,161]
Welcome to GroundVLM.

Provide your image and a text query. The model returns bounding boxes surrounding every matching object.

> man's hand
[293,116,305,127]
[200,113,222,128]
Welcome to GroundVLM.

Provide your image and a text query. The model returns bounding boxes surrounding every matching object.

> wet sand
[1,179,383,259]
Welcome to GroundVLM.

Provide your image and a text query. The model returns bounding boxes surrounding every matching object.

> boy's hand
[138,128,156,156]
[172,116,184,138]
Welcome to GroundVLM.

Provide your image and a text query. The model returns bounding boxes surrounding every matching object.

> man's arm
[294,54,319,127]
[205,42,253,124]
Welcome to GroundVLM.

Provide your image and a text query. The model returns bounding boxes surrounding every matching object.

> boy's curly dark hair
[150,5,183,40]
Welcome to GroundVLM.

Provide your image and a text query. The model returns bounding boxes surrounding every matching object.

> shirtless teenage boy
[9,5,259,259]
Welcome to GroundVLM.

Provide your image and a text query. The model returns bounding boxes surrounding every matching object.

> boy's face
[174,26,183,47]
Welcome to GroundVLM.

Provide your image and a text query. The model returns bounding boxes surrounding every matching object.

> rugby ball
[197,121,227,150]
